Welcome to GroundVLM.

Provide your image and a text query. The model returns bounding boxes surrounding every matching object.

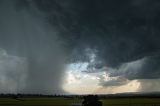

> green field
[0,97,160,106]
[0,97,77,106]
[102,98,160,106]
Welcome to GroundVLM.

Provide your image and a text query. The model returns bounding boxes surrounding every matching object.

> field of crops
[0,97,160,106]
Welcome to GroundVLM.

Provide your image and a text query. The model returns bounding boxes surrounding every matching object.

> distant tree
[82,95,102,106]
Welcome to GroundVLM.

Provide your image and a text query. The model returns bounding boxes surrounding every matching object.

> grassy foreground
[0,97,76,106]
[0,97,160,106]
[102,98,160,106]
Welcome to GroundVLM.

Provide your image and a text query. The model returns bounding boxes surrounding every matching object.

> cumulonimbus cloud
[1,0,160,93]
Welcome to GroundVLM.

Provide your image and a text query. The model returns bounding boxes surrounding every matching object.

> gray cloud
[0,0,66,94]
[25,0,160,68]
[99,76,128,87]
[1,0,160,94]
[109,56,160,80]
[16,0,160,92]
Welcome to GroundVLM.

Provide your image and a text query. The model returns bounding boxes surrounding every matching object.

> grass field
[0,97,77,106]
[102,98,160,106]
[0,97,160,106]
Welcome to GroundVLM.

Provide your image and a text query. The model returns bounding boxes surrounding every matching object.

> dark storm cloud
[26,0,160,78]
[121,56,160,80]
[1,0,160,94]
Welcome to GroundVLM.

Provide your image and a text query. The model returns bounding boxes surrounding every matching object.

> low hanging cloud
[1,0,160,94]
[108,56,160,80]
[94,56,160,93]
[98,76,129,87]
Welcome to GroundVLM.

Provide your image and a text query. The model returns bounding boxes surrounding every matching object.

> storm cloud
[25,0,160,79]
[0,0,160,94]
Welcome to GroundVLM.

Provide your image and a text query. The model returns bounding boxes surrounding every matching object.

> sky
[0,0,160,94]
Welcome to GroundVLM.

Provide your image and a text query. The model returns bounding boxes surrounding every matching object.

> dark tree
[82,95,102,106]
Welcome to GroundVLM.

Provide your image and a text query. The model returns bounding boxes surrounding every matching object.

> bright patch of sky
[63,62,141,94]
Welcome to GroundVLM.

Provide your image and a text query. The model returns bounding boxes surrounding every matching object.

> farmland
[0,97,160,106]
[102,98,160,106]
